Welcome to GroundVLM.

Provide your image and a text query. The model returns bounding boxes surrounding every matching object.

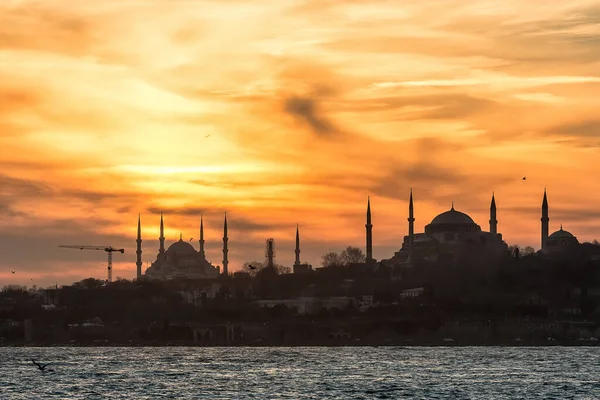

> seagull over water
[31,359,54,372]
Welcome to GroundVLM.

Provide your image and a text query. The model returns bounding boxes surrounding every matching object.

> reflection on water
[1,347,599,399]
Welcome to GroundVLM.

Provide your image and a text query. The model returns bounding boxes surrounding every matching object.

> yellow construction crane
[59,245,125,282]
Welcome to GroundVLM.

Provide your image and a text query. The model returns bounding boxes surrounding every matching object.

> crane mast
[59,245,125,282]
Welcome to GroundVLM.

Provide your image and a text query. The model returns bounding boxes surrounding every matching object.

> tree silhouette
[520,246,536,256]
[321,252,343,268]
[321,246,366,267]
[341,246,366,264]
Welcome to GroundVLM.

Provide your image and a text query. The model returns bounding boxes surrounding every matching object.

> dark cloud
[60,188,137,204]
[0,175,53,198]
[539,119,600,148]
[337,93,497,121]
[502,206,600,224]
[0,202,26,218]
[365,137,516,208]
[188,170,366,193]
[147,206,216,217]
[318,3,600,72]
[411,94,496,120]
[441,5,600,66]
[145,206,293,234]
[283,95,337,137]
[0,174,141,209]
[0,218,125,270]
[548,119,600,138]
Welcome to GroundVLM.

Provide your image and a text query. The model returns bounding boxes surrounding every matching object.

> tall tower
[408,189,415,260]
[294,224,301,267]
[489,193,498,235]
[265,238,275,268]
[222,212,229,276]
[159,211,165,255]
[365,196,374,263]
[541,189,549,250]
[136,214,142,279]
[199,213,206,260]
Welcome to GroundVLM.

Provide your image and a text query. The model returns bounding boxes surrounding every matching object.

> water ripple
[0,347,599,399]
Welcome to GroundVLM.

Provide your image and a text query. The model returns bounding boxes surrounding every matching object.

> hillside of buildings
[2,244,600,347]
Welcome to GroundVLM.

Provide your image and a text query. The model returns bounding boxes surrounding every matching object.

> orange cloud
[1,0,599,287]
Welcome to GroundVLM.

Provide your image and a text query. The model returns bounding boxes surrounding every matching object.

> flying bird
[248,265,256,270]
[11,271,15,274]
[522,177,526,180]
[205,134,211,138]
[31,359,53,372]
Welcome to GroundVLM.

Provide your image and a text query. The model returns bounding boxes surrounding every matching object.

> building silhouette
[382,192,508,266]
[539,190,580,254]
[365,197,374,264]
[134,189,586,277]
[293,224,312,274]
[136,214,142,279]
[142,213,220,280]
[222,213,229,276]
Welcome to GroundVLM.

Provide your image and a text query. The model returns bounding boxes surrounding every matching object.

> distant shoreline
[3,341,599,348]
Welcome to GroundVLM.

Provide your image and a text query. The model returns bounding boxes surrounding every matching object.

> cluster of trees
[239,245,367,275]
[507,245,536,257]
[1,285,28,294]
[321,246,366,268]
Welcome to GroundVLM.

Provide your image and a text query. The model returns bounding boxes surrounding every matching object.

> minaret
[489,192,498,235]
[222,212,229,276]
[136,214,142,279]
[159,211,165,254]
[294,224,301,267]
[408,189,415,260]
[199,214,206,260]
[365,196,374,264]
[541,189,549,250]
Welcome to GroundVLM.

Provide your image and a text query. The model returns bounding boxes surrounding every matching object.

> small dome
[167,239,196,254]
[430,207,476,225]
[549,226,575,239]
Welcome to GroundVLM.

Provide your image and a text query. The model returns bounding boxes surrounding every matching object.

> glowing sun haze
[1,0,600,286]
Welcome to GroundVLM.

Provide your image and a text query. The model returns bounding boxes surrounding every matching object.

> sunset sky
[1,0,600,287]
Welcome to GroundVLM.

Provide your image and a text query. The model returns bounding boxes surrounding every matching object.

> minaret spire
[365,196,374,264]
[408,189,415,261]
[222,212,229,276]
[541,188,549,250]
[136,214,142,279]
[294,224,301,267]
[489,192,498,235]
[199,213,206,259]
[159,211,165,254]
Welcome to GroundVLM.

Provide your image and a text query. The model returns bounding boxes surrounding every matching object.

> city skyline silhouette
[1,1,600,286]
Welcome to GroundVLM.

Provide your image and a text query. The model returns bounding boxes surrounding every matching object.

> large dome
[167,239,197,254]
[430,207,476,225]
[549,227,575,239]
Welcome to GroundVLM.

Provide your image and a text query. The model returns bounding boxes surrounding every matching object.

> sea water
[1,347,599,399]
